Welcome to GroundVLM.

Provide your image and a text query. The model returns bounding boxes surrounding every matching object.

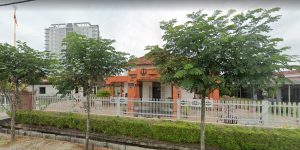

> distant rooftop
[48,22,97,28]
[280,70,300,78]
[134,56,153,65]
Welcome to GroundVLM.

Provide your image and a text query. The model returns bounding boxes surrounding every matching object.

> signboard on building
[110,97,128,104]
[180,99,213,107]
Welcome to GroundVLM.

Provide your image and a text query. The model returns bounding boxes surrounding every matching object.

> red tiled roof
[135,56,153,65]
[106,76,129,84]
[279,70,300,75]
[277,70,300,81]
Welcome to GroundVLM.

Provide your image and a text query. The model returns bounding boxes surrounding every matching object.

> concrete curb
[0,126,202,150]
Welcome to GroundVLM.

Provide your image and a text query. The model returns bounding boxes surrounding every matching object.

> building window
[39,87,46,94]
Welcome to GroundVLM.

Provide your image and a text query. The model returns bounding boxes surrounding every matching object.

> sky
[0,0,300,57]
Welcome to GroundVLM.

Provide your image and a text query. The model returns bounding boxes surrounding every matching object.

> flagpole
[13,6,17,47]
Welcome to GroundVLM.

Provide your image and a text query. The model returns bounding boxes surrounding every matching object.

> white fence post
[177,99,180,120]
[35,97,40,110]
[298,103,300,127]
[262,100,269,127]
[116,97,121,116]
[288,102,291,117]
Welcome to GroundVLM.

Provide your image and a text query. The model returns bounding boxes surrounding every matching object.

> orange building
[106,57,219,101]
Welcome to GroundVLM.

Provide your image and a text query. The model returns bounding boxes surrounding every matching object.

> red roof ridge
[135,56,153,65]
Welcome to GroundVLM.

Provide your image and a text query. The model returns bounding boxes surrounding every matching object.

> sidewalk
[0,133,110,150]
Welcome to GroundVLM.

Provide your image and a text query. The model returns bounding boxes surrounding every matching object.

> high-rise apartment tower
[45,22,99,54]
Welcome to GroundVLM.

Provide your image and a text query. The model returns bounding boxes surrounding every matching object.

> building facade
[26,82,103,98]
[237,70,300,102]
[106,57,220,101]
[45,22,99,54]
[278,70,300,102]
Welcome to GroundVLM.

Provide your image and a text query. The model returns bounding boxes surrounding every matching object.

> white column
[4,97,7,105]
[276,88,282,102]
[161,84,165,99]
[253,87,257,100]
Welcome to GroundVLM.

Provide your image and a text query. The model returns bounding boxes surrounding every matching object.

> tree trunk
[11,82,19,141]
[85,92,91,150]
[200,92,206,150]
[10,98,15,141]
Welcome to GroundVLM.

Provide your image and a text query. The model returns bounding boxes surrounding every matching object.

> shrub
[96,90,111,97]
[13,111,300,150]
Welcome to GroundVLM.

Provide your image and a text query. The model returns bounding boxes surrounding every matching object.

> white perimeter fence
[1,94,299,128]
[25,95,300,128]
[0,95,10,112]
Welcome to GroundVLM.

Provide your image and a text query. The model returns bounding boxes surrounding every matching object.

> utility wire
[0,0,35,6]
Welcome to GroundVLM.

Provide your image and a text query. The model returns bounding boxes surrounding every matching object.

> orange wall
[208,89,220,101]
[172,86,180,100]
[106,67,220,100]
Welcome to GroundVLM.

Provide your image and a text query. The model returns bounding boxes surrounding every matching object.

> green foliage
[0,42,57,140]
[14,111,300,150]
[0,41,56,106]
[0,42,57,86]
[127,55,138,68]
[52,33,128,95]
[96,90,111,97]
[146,8,299,96]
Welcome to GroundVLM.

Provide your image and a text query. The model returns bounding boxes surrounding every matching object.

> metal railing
[31,96,300,128]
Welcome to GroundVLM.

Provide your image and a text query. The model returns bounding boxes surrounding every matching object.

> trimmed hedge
[13,111,300,150]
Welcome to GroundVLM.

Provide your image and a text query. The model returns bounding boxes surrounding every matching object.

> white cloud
[0,0,299,57]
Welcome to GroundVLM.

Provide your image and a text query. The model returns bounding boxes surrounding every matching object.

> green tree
[0,42,56,141]
[53,33,128,150]
[146,8,298,150]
